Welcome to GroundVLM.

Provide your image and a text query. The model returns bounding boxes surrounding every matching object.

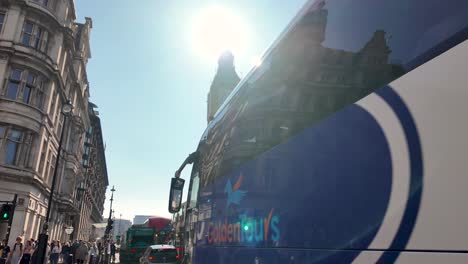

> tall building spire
[207,51,240,123]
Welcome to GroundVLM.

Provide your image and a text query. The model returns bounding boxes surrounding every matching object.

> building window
[3,68,47,109]
[36,79,45,109]
[5,130,23,165]
[56,113,64,136]
[38,139,47,175]
[49,91,59,122]
[48,155,56,186]
[32,0,53,8]
[0,13,5,33]
[23,73,36,103]
[53,101,60,126]
[5,70,22,100]
[22,22,33,45]
[0,127,4,150]
[44,149,52,182]
[21,21,49,52]
[0,126,24,166]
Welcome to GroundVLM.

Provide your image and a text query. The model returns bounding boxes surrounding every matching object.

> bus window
[197,0,468,188]
[188,172,200,209]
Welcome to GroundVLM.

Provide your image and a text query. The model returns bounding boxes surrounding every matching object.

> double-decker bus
[120,217,172,263]
[169,0,468,263]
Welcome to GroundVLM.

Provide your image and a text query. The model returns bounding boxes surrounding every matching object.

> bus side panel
[354,38,468,254]
[192,36,468,264]
[189,1,468,263]
[193,247,468,264]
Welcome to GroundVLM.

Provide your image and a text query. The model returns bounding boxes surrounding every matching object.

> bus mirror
[169,177,185,213]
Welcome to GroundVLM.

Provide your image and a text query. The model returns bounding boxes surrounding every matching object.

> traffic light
[1,204,12,221]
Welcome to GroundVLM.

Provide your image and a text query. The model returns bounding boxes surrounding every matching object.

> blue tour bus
[169,0,468,263]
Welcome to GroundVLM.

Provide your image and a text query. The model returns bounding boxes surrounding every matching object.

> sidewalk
[58,253,120,264]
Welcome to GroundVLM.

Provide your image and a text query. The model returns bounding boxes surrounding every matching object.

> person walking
[19,240,33,264]
[49,241,61,264]
[110,242,116,264]
[75,241,88,264]
[88,243,97,264]
[61,241,71,264]
[71,240,79,264]
[8,237,23,264]
[29,239,36,251]
[0,240,10,264]
[95,242,102,264]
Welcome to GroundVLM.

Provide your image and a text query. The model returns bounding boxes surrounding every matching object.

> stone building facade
[0,0,107,244]
[74,102,108,241]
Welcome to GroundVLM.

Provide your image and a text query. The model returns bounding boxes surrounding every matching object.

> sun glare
[191,6,249,63]
[251,55,262,67]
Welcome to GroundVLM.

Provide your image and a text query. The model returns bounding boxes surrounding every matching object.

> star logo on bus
[224,174,247,208]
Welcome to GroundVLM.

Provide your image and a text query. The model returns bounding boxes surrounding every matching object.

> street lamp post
[105,186,116,239]
[103,186,115,264]
[35,100,73,264]
[119,213,122,236]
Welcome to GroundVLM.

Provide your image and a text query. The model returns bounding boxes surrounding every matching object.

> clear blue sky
[75,0,308,222]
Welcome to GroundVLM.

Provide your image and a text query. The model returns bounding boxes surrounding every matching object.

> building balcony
[0,98,44,133]
[0,164,52,196]
[26,0,61,25]
[0,40,58,71]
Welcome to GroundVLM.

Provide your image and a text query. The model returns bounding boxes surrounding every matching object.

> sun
[191,6,249,63]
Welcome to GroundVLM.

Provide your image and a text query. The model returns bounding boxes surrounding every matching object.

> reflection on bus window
[189,173,200,208]
[197,2,402,187]
[171,189,182,209]
[197,0,468,187]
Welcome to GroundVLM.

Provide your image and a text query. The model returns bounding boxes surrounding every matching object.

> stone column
[22,210,32,239]
[29,212,38,239]
[48,32,64,67]
[3,5,22,42]
[0,55,8,89]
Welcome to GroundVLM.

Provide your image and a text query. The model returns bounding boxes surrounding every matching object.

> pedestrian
[95,241,102,264]
[75,241,88,264]
[49,241,61,264]
[61,241,71,264]
[8,237,23,264]
[30,249,36,264]
[29,239,36,250]
[0,240,11,264]
[19,240,33,264]
[71,240,79,264]
[47,242,51,259]
[88,243,98,264]
[110,242,116,264]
